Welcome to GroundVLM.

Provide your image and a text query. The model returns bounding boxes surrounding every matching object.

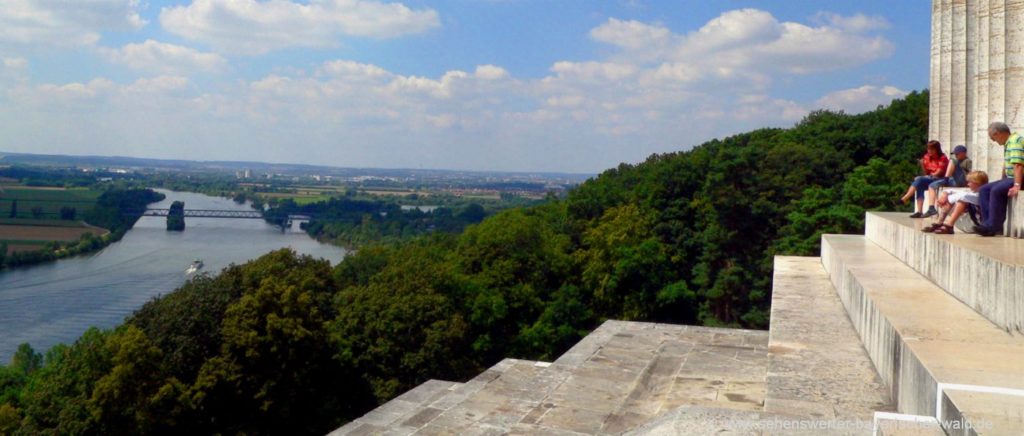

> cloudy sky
[0,0,929,173]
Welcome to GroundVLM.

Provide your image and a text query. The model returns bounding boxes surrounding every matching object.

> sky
[0,0,931,173]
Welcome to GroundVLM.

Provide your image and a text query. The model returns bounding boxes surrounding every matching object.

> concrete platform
[821,234,1024,434]
[766,257,893,420]
[330,321,770,435]
[865,212,1024,333]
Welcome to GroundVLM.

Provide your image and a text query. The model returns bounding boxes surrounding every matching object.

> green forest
[0,91,928,434]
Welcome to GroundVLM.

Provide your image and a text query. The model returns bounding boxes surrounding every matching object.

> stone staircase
[331,211,1024,435]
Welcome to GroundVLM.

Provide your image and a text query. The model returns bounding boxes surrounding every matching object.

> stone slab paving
[873,416,945,436]
[622,405,826,435]
[329,380,462,435]
[330,320,771,435]
[821,234,1024,434]
[767,256,894,421]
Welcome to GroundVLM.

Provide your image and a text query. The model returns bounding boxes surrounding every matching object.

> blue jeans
[928,177,956,190]
[912,176,941,200]
[979,178,1015,230]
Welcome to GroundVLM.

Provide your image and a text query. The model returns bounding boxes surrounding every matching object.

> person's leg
[979,182,995,228]
[925,179,948,215]
[984,179,1015,232]
[911,176,934,215]
[944,201,969,226]
[901,184,916,203]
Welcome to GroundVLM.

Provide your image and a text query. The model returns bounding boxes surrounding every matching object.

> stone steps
[864,212,1024,333]
[821,234,1024,434]
[766,256,893,421]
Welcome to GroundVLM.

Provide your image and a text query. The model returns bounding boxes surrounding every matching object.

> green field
[0,187,100,219]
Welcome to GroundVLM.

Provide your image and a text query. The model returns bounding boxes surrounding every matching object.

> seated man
[922,170,988,234]
[974,122,1024,237]
[922,144,972,217]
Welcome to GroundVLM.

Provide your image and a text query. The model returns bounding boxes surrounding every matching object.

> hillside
[0,91,929,435]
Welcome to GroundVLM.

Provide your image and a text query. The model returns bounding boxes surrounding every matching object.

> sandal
[922,223,944,233]
[933,224,955,234]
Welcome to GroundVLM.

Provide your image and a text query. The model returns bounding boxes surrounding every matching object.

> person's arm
[930,158,947,177]
[1010,163,1023,197]
[944,159,956,178]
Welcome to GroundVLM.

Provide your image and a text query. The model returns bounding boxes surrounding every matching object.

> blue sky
[0,0,931,173]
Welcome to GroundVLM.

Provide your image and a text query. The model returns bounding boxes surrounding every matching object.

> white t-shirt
[945,188,980,205]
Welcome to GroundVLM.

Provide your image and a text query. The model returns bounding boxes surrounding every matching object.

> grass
[0,239,50,245]
[0,218,86,227]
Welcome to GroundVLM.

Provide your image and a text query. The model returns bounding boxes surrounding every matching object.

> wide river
[0,190,347,362]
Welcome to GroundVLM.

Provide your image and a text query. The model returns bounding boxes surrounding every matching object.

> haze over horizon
[0,1,929,173]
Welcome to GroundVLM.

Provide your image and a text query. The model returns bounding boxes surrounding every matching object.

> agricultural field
[0,224,107,254]
[0,186,101,219]
[0,186,106,254]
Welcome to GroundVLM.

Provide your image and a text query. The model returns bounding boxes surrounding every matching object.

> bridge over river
[140,208,312,230]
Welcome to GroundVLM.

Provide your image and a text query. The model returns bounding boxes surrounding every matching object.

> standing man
[975,122,1024,236]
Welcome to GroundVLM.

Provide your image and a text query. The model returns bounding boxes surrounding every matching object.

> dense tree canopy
[0,91,929,434]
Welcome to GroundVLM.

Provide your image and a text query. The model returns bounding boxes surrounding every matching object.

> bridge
[142,209,265,219]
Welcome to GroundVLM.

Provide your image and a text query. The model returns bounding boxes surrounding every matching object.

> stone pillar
[931,0,943,142]
[940,0,954,146]
[965,0,977,152]
[988,0,1006,178]
[1006,0,1024,135]
[973,0,991,168]
[952,0,968,148]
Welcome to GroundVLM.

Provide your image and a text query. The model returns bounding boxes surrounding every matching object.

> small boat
[186,260,204,274]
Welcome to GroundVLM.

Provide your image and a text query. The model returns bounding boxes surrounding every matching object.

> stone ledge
[865,211,1024,333]
[767,256,893,420]
[821,234,1024,433]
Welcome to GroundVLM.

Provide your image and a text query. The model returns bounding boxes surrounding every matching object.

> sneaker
[922,208,938,218]
[909,212,923,218]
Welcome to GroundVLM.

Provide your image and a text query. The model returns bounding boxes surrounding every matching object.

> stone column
[973,0,991,168]
[941,0,954,146]
[932,0,943,142]
[952,0,968,148]
[965,0,977,151]
[988,0,1006,177]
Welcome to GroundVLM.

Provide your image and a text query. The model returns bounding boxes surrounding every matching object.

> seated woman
[922,170,989,234]
[899,140,949,218]
[922,144,972,217]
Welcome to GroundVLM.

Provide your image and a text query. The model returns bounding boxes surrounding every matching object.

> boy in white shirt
[922,170,989,234]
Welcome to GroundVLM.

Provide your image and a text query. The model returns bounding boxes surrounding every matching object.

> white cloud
[159,0,441,55]
[474,65,509,81]
[813,12,890,33]
[0,0,145,48]
[815,85,908,114]
[590,18,671,50]
[0,9,904,173]
[123,76,190,94]
[100,40,228,75]
[549,61,637,82]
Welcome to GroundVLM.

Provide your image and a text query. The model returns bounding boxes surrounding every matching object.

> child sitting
[922,170,989,234]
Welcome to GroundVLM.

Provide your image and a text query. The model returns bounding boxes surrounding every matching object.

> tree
[10,344,42,376]
[60,206,76,220]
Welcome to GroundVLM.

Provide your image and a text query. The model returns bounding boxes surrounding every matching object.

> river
[0,190,347,362]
